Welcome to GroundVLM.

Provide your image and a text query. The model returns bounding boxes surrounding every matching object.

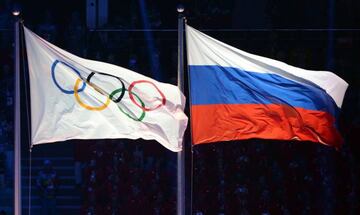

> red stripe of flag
[191,104,342,148]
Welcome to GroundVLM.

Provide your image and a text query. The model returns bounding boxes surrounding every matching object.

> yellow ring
[74,78,110,111]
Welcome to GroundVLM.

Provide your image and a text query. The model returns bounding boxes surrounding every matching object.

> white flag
[24,26,188,152]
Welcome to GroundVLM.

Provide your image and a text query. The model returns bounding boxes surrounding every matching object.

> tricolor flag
[24,26,188,152]
[186,25,348,148]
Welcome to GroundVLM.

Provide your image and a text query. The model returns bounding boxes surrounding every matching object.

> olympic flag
[186,25,348,148]
[24,27,188,152]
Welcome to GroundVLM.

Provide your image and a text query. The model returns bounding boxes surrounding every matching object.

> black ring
[86,72,126,103]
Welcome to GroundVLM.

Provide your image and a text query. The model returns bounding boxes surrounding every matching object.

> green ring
[109,88,146,121]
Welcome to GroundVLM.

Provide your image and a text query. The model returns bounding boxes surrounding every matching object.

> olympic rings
[109,88,146,121]
[74,78,111,111]
[51,60,86,94]
[128,80,166,111]
[50,60,167,121]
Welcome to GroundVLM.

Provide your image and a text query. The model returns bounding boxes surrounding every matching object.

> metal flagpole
[14,19,22,215]
[177,5,185,215]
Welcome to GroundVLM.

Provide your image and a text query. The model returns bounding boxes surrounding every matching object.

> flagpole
[14,19,22,215]
[177,5,185,215]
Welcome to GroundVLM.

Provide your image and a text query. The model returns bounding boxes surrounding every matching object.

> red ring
[128,80,166,111]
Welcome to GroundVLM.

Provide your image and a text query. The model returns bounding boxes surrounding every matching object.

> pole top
[177,4,185,13]
[12,10,20,16]
[12,3,21,16]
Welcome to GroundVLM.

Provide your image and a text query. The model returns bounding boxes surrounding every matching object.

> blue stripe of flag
[189,65,339,118]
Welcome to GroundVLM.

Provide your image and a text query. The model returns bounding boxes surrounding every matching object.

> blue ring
[51,60,86,94]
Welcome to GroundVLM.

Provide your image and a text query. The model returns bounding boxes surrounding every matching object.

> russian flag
[186,25,348,148]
